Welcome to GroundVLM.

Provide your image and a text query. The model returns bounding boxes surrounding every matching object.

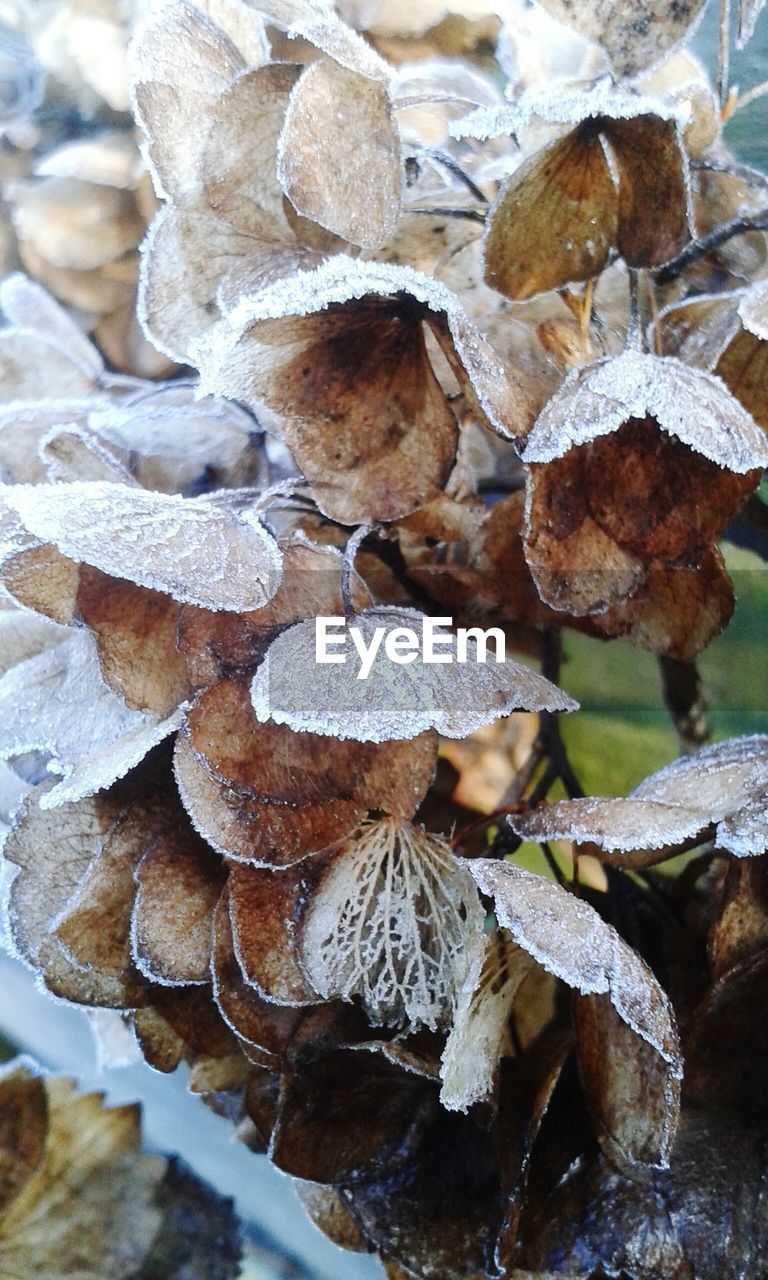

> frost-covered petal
[300,819,485,1030]
[533,0,707,78]
[511,795,707,854]
[277,59,401,249]
[468,860,682,1074]
[250,606,576,742]
[0,274,104,381]
[716,796,768,858]
[483,128,617,302]
[523,350,768,471]
[3,481,282,611]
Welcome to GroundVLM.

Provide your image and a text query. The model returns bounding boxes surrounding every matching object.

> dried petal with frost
[185,676,436,816]
[138,207,259,365]
[440,931,535,1111]
[133,984,240,1074]
[174,733,368,866]
[212,892,302,1054]
[197,257,535,521]
[200,63,301,231]
[300,818,485,1030]
[484,127,618,301]
[574,991,681,1170]
[227,861,321,1004]
[50,795,179,1006]
[597,549,735,661]
[1,545,80,625]
[0,273,104,381]
[535,0,708,78]
[468,860,682,1167]
[40,425,135,488]
[522,350,768,614]
[130,0,245,204]
[3,482,282,611]
[608,113,689,267]
[512,735,768,861]
[459,90,689,298]
[277,59,402,249]
[4,783,133,1005]
[76,569,190,715]
[0,630,172,804]
[132,827,226,985]
[251,606,575,742]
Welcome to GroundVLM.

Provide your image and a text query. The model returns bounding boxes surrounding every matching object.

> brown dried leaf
[484,126,617,301]
[227,860,322,1004]
[175,733,367,867]
[270,1046,435,1184]
[212,892,302,1053]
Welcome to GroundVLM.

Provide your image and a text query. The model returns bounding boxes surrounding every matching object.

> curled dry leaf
[251,606,576,742]
[2,482,282,611]
[300,818,485,1030]
[468,860,682,1167]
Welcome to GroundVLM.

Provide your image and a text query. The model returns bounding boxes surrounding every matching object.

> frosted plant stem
[718,0,731,110]
[341,522,372,615]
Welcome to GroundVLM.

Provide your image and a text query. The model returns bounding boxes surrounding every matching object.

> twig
[658,656,710,753]
[654,205,768,283]
[411,206,487,224]
[733,77,768,113]
[423,148,489,204]
[341,523,372,614]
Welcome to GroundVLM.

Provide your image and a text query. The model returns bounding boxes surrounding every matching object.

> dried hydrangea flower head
[0,0,765,1274]
[0,1,174,377]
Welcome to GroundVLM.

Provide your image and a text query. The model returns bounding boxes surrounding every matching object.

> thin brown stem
[659,656,710,754]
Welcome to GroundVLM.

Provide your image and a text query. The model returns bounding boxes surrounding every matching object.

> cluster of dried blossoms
[0,0,767,1275]
[0,1057,241,1277]
[0,0,174,377]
